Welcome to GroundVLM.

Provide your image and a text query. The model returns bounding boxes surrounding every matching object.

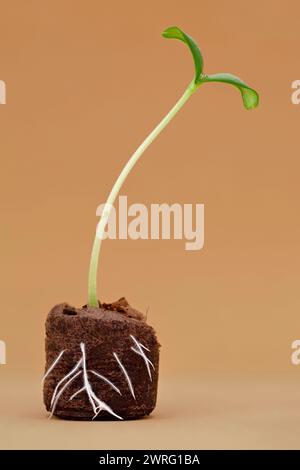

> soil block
[43,298,160,420]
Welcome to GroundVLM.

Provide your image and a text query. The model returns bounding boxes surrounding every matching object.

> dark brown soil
[43,298,160,420]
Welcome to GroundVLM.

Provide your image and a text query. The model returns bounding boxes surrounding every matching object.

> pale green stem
[88,81,197,306]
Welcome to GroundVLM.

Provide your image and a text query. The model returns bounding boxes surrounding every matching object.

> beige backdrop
[0,0,300,449]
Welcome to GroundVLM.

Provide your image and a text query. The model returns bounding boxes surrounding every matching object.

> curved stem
[88,81,197,306]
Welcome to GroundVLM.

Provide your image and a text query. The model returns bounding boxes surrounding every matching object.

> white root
[130,335,154,381]
[69,387,85,400]
[50,358,83,407]
[47,343,123,420]
[113,352,135,400]
[49,370,82,418]
[80,343,122,420]
[46,335,154,419]
[89,370,122,395]
[90,388,122,421]
[42,350,65,383]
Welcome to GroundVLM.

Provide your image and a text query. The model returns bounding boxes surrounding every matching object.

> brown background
[1,0,300,449]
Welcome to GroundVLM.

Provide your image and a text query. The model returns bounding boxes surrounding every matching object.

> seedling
[44,27,259,421]
[87,26,259,307]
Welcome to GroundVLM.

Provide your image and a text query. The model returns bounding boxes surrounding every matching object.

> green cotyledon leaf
[201,73,259,110]
[162,27,259,110]
[162,26,204,84]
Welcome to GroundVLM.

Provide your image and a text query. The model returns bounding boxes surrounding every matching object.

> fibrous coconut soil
[43,298,160,420]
